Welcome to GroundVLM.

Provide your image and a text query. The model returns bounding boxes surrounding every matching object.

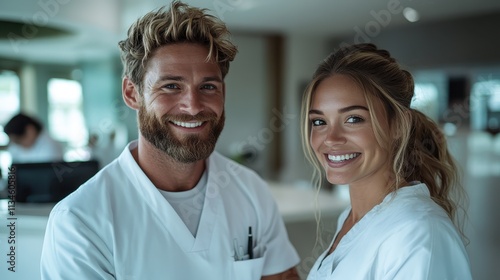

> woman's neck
[347,176,395,223]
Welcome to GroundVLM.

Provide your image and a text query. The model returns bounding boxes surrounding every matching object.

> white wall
[279,34,332,185]
[217,33,333,184]
[215,34,270,177]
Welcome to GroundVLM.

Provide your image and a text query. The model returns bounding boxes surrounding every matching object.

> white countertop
[268,182,350,223]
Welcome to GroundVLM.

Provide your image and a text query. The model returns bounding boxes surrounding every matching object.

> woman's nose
[323,126,346,146]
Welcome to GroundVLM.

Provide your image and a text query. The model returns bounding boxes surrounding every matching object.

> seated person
[4,113,64,163]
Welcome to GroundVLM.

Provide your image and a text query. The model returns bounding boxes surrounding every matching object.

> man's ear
[122,77,141,110]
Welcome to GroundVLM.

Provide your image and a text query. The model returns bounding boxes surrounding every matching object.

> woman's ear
[122,77,141,110]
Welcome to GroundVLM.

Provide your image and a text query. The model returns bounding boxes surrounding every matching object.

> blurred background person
[3,112,64,163]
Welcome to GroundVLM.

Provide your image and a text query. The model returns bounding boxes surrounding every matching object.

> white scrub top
[41,141,299,280]
[307,183,472,280]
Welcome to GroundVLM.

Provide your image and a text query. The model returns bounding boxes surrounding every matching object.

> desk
[268,182,349,223]
[268,183,350,278]
[0,203,49,280]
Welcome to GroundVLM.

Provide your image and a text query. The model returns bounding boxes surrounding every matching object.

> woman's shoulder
[375,183,458,237]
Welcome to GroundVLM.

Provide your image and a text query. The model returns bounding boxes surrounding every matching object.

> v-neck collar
[118,141,222,252]
[322,183,428,274]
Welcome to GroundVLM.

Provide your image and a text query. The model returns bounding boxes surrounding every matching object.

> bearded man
[40,2,299,279]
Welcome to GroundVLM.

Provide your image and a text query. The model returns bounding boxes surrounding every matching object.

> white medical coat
[307,183,472,280]
[41,141,299,280]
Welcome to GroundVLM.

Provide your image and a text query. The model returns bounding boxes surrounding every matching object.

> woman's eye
[311,119,325,126]
[346,116,363,123]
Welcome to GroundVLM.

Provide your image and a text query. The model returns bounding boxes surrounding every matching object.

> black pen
[247,226,253,259]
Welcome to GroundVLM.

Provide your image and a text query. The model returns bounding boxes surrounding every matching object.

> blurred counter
[268,182,350,223]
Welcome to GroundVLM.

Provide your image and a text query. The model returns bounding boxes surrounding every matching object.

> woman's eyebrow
[308,105,369,115]
[308,109,323,115]
[338,105,369,113]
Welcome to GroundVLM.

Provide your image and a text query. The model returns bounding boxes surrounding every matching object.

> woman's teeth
[328,153,359,162]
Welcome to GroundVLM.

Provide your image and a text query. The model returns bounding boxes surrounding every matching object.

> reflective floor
[453,129,500,280]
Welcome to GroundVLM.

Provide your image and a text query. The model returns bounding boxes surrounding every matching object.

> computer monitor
[11,160,99,203]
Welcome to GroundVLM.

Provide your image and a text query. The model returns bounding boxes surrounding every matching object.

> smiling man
[40,1,299,280]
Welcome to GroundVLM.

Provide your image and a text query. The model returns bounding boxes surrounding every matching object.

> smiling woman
[301,43,472,280]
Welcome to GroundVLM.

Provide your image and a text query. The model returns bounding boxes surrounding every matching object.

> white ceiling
[1,0,500,63]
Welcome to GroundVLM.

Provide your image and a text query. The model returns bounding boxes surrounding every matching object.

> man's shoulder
[52,160,124,212]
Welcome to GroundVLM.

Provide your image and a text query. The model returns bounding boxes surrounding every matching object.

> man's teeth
[172,121,203,128]
[328,153,359,162]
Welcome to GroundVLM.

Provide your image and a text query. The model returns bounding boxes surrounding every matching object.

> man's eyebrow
[156,76,223,83]
[158,75,184,82]
[202,76,223,83]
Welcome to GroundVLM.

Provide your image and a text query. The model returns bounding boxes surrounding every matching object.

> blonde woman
[301,43,472,279]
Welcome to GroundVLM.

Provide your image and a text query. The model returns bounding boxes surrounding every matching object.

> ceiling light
[403,7,420,22]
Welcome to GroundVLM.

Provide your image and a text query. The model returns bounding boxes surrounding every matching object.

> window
[411,83,439,121]
[47,78,88,158]
[479,81,500,112]
[0,70,20,177]
[471,79,500,131]
[0,70,20,144]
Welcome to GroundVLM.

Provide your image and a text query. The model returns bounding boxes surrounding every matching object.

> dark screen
[12,160,99,203]
[448,76,469,106]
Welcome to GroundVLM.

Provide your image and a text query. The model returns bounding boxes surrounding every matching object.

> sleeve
[254,179,301,276]
[40,209,115,280]
[379,218,472,280]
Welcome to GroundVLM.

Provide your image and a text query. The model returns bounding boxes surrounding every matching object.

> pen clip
[248,226,253,259]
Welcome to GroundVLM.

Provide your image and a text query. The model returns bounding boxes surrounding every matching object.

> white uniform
[8,131,64,163]
[307,183,472,280]
[41,141,299,280]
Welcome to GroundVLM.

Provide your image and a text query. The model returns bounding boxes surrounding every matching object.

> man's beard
[138,106,225,163]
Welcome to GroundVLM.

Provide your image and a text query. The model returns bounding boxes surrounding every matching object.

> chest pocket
[232,245,266,280]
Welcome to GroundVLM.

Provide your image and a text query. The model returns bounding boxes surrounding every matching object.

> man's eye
[163,84,179,90]
[201,84,216,90]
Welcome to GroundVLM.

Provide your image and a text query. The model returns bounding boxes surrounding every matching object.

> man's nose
[179,89,203,115]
